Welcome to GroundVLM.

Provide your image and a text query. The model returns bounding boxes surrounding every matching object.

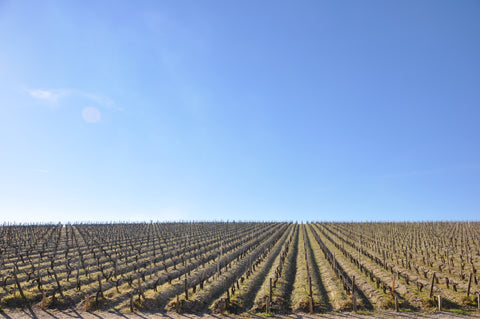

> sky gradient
[1,1,479,223]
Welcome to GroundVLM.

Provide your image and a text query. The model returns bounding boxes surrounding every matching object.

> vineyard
[1,221,480,314]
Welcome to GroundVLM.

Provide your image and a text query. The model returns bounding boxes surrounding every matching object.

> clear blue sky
[1,1,479,223]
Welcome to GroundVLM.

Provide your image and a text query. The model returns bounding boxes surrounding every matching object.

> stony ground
[1,308,479,319]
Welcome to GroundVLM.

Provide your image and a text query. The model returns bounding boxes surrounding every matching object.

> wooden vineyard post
[184,278,188,300]
[226,287,230,303]
[130,293,134,312]
[437,295,441,311]
[309,296,313,314]
[405,248,408,269]
[477,293,480,310]
[429,272,436,298]
[41,292,46,310]
[266,296,271,313]
[269,277,273,302]
[176,295,180,313]
[85,294,90,311]
[308,275,313,298]
[394,295,399,312]
[467,272,472,297]
[97,274,104,299]
[138,277,144,300]
[392,276,395,296]
[352,276,357,312]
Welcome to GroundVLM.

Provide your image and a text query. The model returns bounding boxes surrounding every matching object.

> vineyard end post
[269,278,273,302]
[352,276,357,312]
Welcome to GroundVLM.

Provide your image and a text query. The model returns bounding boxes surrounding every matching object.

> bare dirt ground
[1,307,479,319]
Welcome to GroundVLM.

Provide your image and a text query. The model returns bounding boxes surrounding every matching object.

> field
[1,221,479,315]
